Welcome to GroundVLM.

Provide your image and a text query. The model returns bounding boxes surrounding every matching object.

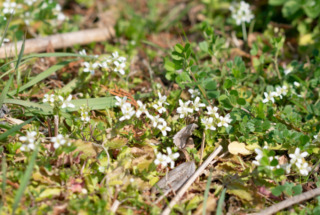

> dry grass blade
[251,187,320,215]
[161,145,223,215]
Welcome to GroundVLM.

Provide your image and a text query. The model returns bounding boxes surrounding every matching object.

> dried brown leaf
[173,124,198,149]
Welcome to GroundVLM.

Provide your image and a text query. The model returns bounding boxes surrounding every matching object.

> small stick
[161,145,223,215]
[252,187,320,215]
[199,131,206,165]
[53,115,59,137]
[0,27,115,58]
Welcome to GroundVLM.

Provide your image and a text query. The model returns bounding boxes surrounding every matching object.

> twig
[161,145,223,215]
[251,188,320,215]
[199,131,206,165]
[0,27,115,58]
[53,115,59,137]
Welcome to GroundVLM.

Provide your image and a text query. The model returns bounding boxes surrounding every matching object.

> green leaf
[0,117,35,141]
[282,1,301,18]
[207,91,220,99]
[271,185,285,196]
[219,95,233,110]
[303,1,320,18]
[199,41,209,53]
[269,0,287,6]
[223,79,233,89]
[237,98,246,106]
[216,188,226,215]
[12,144,39,214]
[292,185,302,196]
[204,80,217,90]
[8,60,74,95]
[174,44,184,54]
[164,60,176,72]
[0,74,13,108]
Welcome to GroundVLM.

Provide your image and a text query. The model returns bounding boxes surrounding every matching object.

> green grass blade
[0,13,12,56]
[0,74,13,108]
[12,144,39,214]
[8,60,75,96]
[3,99,53,115]
[0,117,35,141]
[15,36,26,93]
[216,188,226,215]
[202,170,212,215]
[0,52,89,76]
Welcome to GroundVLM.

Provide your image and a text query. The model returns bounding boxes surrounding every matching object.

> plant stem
[242,22,247,42]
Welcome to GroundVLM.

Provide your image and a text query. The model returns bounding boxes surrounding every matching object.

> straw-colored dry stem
[0,27,115,58]
[161,145,223,215]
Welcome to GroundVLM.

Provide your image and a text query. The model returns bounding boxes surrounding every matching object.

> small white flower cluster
[201,106,232,131]
[115,92,172,136]
[82,51,127,76]
[188,88,200,98]
[2,0,17,14]
[229,1,254,26]
[253,147,311,176]
[43,93,75,109]
[262,85,288,103]
[154,147,179,169]
[20,131,37,151]
[80,106,90,123]
[177,97,206,118]
[51,134,71,149]
[289,148,311,176]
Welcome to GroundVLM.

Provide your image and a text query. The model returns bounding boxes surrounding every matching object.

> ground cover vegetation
[0,0,320,214]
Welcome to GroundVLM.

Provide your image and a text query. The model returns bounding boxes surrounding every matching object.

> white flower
[192,97,205,111]
[100,57,112,69]
[284,66,293,75]
[278,86,288,96]
[153,102,166,114]
[119,103,135,121]
[115,96,127,107]
[24,0,37,6]
[98,166,105,173]
[188,89,200,98]
[80,108,90,122]
[230,1,254,25]
[136,100,148,117]
[217,114,232,128]
[289,148,308,164]
[296,162,311,176]
[51,134,68,149]
[201,117,216,131]
[154,152,171,168]
[61,95,75,108]
[79,49,87,56]
[150,115,165,128]
[262,92,276,103]
[166,147,179,168]
[158,92,169,105]
[112,51,119,59]
[3,0,16,14]
[19,131,37,143]
[157,121,171,136]
[293,82,300,87]
[113,61,125,75]
[43,94,55,105]
[206,106,219,118]
[177,100,193,118]
[281,163,291,174]
[83,62,99,75]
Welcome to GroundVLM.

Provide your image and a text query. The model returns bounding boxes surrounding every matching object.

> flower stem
[242,22,247,42]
